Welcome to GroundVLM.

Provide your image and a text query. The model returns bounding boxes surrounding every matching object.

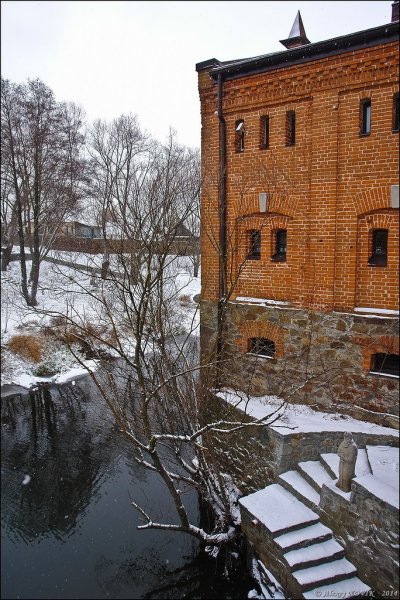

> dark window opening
[272,229,287,262]
[371,353,399,377]
[368,229,388,267]
[286,110,295,146]
[260,115,270,149]
[235,119,245,152]
[247,230,261,260]
[393,93,399,132]
[360,99,371,135]
[249,338,275,358]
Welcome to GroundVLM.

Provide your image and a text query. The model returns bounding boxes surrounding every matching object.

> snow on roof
[216,389,399,438]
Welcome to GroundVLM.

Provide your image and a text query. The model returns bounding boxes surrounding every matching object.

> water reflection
[1,379,254,599]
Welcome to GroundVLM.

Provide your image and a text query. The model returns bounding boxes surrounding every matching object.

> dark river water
[1,377,254,600]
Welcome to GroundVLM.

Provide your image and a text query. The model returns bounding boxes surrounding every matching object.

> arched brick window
[370,353,399,378]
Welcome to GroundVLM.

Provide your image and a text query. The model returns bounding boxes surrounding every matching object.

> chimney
[280,10,311,49]
[392,1,399,22]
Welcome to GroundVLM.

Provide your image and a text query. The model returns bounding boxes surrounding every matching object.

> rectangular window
[371,353,399,378]
[235,119,245,152]
[393,93,400,132]
[368,229,388,267]
[260,115,270,149]
[271,229,287,262]
[286,111,295,146]
[360,99,371,135]
[249,338,275,358]
[247,230,261,260]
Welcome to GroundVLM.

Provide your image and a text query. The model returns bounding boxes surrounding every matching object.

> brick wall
[197,33,399,422]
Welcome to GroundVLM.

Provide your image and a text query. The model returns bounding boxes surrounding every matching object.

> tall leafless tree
[1,77,86,304]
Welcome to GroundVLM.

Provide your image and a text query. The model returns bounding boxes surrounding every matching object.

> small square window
[370,353,399,377]
[393,93,399,132]
[235,119,245,152]
[247,230,261,260]
[271,229,287,262]
[249,338,275,357]
[368,229,388,267]
[286,111,295,146]
[260,115,270,149]
[360,99,371,135]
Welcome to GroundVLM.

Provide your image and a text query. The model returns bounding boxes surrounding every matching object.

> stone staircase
[278,448,372,512]
[240,451,374,598]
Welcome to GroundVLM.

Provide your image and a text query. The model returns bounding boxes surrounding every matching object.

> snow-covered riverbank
[1,252,201,390]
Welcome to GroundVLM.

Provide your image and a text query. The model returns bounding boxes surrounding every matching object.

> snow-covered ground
[1,252,201,389]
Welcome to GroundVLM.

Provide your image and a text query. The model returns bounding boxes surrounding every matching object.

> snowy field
[1,252,201,389]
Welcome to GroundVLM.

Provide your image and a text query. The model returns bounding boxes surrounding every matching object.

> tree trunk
[1,243,13,272]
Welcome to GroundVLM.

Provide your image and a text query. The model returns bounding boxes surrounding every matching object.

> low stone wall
[200,300,399,428]
[204,393,398,494]
[319,479,399,596]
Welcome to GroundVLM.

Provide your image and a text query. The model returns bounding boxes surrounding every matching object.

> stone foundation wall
[204,394,398,494]
[319,481,399,596]
[201,300,399,428]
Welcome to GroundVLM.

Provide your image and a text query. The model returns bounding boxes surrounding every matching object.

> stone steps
[303,576,372,599]
[298,459,335,492]
[278,469,321,511]
[284,537,345,570]
[275,522,333,552]
[292,556,357,592]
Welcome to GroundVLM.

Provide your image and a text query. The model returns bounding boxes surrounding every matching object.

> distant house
[60,221,102,239]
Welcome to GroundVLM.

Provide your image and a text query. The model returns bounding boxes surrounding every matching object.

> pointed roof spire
[280,10,311,49]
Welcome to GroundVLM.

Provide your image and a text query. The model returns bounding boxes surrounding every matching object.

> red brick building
[196,4,399,426]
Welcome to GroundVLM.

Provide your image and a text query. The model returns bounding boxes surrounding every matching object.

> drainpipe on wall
[216,73,227,387]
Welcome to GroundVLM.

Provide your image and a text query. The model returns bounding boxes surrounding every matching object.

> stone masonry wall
[201,300,399,428]
[319,480,399,596]
[204,393,399,495]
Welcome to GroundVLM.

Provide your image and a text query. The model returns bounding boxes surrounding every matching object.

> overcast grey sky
[1,1,393,148]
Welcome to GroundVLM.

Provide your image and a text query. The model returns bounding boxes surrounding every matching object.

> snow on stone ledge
[354,473,399,509]
[215,389,399,438]
[234,296,290,306]
[354,307,399,316]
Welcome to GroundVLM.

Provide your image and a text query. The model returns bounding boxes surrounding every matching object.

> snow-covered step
[278,470,320,510]
[275,522,332,552]
[320,453,339,479]
[292,557,357,592]
[303,576,371,599]
[239,483,319,537]
[320,449,372,481]
[298,460,334,492]
[284,538,345,571]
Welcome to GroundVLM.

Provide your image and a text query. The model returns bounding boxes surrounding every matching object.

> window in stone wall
[235,119,245,152]
[285,110,296,146]
[370,353,399,378]
[260,115,270,149]
[248,338,275,358]
[393,93,400,132]
[247,229,261,260]
[271,229,287,262]
[368,229,388,266]
[360,98,371,135]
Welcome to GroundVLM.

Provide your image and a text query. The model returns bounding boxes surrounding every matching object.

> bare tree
[0,77,86,305]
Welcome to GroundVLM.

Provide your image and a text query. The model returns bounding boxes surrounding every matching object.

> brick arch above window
[356,335,399,371]
[235,193,298,219]
[237,213,291,231]
[353,186,395,217]
[358,211,397,230]
[236,320,286,358]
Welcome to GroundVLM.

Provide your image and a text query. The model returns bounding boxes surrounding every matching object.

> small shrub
[179,294,192,306]
[7,334,42,363]
[32,360,58,377]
